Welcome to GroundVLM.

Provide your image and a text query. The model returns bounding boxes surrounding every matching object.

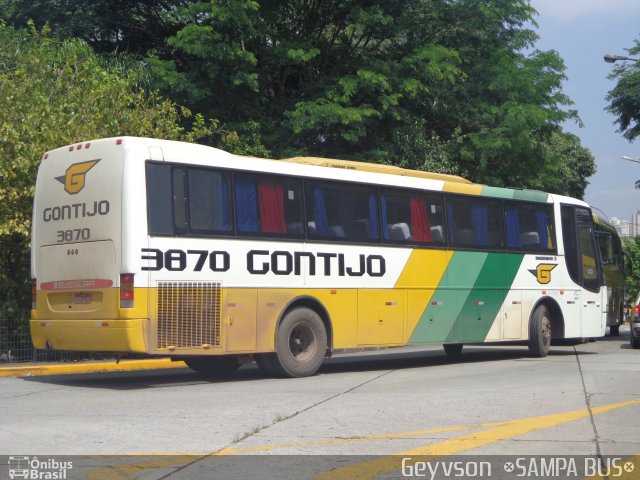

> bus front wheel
[443,344,463,357]
[528,304,551,357]
[270,307,327,378]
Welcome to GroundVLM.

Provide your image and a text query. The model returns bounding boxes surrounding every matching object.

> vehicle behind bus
[593,215,627,336]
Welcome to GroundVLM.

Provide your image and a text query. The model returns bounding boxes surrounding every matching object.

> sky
[529,0,640,224]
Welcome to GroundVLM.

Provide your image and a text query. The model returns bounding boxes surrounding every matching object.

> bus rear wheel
[528,304,551,357]
[184,356,240,378]
[270,307,327,378]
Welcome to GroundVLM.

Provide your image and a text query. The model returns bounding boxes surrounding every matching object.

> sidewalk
[0,358,186,378]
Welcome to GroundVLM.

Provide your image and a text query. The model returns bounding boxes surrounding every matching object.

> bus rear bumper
[30,319,149,353]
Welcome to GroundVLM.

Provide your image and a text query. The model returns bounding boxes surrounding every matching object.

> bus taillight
[32,279,37,310]
[635,305,640,315]
[120,274,134,308]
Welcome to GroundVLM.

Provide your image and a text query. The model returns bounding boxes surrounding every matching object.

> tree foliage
[606,39,640,190]
[624,237,640,302]
[0,22,208,334]
[533,130,596,199]
[2,0,594,198]
[606,39,640,143]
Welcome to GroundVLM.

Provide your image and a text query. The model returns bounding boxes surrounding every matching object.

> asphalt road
[1,327,639,479]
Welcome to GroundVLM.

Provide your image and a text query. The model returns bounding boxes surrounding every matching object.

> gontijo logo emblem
[55,159,100,194]
[529,264,557,285]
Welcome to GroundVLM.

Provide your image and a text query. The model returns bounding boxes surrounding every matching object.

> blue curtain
[380,194,389,240]
[471,205,489,246]
[313,187,329,235]
[368,193,379,240]
[536,209,549,249]
[220,177,231,231]
[447,204,456,243]
[234,177,258,232]
[505,207,521,248]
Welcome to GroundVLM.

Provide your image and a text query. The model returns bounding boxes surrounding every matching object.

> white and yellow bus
[30,137,606,377]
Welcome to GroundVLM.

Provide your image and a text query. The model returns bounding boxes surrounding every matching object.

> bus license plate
[74,293,92,304]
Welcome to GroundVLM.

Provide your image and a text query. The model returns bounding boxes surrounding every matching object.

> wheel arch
[277,296,333,356]
[530,296,565,339]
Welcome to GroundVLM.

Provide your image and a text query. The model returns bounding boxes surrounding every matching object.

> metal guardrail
[0,321,115,364]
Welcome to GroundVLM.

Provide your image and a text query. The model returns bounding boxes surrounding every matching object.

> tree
[624,237,640,303]
[0,22,209,356]
[606,39,640,189]
[0,0,182,55]
[534,130,596,199]
[2,1,594,196]
[606,39,640,142]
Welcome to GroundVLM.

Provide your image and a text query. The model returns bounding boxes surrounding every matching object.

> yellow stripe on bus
[395,250,453,339]
[443,182,484,195]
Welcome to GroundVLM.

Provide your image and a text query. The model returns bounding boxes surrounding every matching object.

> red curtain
[410,196,432,242]
[258,182,287,233]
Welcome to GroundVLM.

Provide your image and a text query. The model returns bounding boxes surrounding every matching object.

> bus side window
[447,196,503,249]
[235,174,303,237]
[381,189,445,245]
[188,168,232,234]
[306,182,379,242]
[595,231,613,265]
[504,202,556,253]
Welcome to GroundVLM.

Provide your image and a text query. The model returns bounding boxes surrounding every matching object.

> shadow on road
[18,340,605,390]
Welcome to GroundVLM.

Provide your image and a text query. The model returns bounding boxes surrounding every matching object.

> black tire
[184,356,240,378]
[631,328,640,349]
[254,353,279,375]
[270,307,327,378]
[609,324,620,337]
[528,304,551,357]
[443,343,463,357]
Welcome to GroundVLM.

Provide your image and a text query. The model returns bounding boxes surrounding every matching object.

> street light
[604,53,640,63]
[622,155,640,164]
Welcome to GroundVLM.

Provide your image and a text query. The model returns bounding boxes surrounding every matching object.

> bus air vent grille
[157,281,221,349]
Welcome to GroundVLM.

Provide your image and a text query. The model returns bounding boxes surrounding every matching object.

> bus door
[561,206,605,338]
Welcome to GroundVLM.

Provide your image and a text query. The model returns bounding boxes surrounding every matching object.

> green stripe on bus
[512,190,549,202]
[453,253,525,343]
[408,252,525,344]
[408,251,487,344]
[481,186,515,199]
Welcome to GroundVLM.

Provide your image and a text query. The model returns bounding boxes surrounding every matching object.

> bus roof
[47,137,562,203]
[280,156,472,184]
[593,214,617,233]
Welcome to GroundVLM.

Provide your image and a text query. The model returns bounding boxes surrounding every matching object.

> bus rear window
[146,163,173,235]
[146,162,232,236]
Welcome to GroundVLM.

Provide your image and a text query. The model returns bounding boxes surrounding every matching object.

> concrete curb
[0,358,186,378]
